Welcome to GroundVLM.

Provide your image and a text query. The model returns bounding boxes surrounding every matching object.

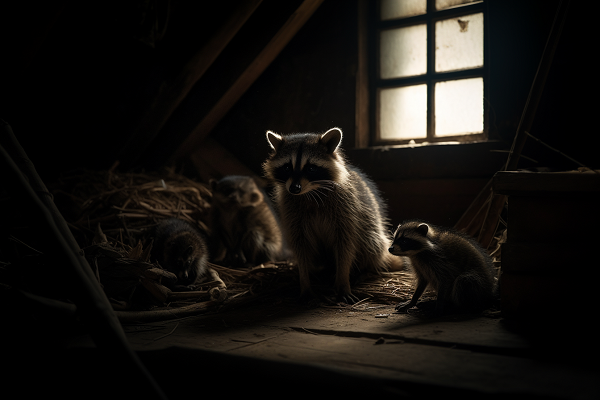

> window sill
[346,140,509,180]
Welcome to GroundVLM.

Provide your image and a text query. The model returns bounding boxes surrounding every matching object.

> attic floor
[109,299,598,399]
[5,290,599,399]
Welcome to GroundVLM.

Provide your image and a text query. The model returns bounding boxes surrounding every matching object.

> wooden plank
[500,273,571,318]
[507,195,600,242]
[173,0,325,161]
[121,0,262,165]
[124,305,599,399]
[493,170,600,195]
[501,242,596,273]
[347,141,507,181]
[377,178,489,227]
[500,270,597,320]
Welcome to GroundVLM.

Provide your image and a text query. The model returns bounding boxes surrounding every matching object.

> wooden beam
[173,0,324,161]
[503,0,570,172]
[493,170,600,195]
[120,0,262,166]
[355,0,370,148]
[189,136,266,186]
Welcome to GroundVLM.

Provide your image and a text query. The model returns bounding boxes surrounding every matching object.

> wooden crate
[493,171,600,320]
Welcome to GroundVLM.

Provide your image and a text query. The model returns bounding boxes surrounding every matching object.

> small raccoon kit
[389,220,496,315]
[151,218,209,290]
[209,175,283,268]
[263,127,402,304]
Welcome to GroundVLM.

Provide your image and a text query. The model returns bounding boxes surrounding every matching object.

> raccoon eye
[304,164,322,177]
[274,163,293,182]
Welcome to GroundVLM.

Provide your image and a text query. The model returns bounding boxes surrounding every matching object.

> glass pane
[380,85,427,140]
[381,0,426,20]
[435,78,483,137]
[380,24,427,79]
[435,13,483,72]
[436,0,480,10]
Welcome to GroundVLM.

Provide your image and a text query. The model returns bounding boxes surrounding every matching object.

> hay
[3,167,416,321]
[2,166,503,322]
[52,167,212,248]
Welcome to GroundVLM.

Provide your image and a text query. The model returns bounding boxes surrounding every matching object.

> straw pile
[47,167,414,321]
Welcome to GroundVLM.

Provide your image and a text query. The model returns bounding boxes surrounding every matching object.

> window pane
[436,0,480,10]
[381,0,426,20]
[435,78,483,137]
[380,85,427,140]
[435,13,483,72]
[380,25,427,79]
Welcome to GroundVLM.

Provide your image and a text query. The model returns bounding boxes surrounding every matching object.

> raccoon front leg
[240,229,265,267]
[395,278,428,313]
[297,256,319,305]
[333,247,359,304]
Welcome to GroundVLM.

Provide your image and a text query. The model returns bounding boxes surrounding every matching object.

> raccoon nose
[388,246,394,253]
[290,183,302,194]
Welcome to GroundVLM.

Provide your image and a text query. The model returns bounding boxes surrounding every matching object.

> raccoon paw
[169,284,196,292]
[337,291,360,305]
[395,300,415,313]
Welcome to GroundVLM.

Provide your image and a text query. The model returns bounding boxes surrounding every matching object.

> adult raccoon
[263,127,403,304]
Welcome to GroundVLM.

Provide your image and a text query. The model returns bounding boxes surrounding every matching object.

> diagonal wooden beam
[120,0,263,166]
[476,0,569,249]
[173,0,324,161]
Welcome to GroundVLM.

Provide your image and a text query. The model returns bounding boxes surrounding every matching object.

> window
[372,0,488,145]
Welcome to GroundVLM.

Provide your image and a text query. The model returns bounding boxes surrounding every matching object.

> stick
[0,120,167,400]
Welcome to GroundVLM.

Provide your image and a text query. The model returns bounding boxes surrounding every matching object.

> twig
[149,322,179,343]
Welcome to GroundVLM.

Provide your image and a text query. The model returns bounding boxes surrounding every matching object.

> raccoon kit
[209,175,283,268]
[389,220,496,314]
[263,127,402,304]
[151,218,209,290]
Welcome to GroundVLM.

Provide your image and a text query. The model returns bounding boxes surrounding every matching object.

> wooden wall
[1,0,594,228]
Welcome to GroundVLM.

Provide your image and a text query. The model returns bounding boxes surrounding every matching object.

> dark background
[1,0,592,226]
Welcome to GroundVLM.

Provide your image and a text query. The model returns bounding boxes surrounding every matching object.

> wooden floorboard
[119,301,599,399]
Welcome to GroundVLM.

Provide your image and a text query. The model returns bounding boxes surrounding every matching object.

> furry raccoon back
[263,127,402,303]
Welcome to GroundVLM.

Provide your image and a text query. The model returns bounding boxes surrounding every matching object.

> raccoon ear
[266,130,283,151]
[320,127,342,153]
[416,223,429,236]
